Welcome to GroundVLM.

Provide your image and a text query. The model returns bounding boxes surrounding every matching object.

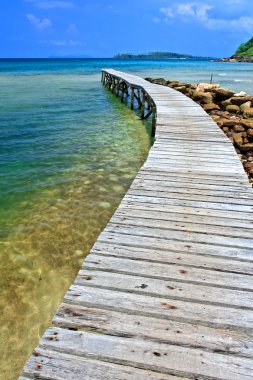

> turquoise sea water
[1,58,253,379]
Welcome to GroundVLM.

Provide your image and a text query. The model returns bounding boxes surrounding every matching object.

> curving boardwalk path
[20,70,253,380]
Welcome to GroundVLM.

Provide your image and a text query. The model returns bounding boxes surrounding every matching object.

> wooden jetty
[20,69,253,380]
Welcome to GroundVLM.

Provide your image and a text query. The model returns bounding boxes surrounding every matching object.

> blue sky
[1,0,253,58]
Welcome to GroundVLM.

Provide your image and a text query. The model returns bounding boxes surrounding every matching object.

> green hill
[235,37,253,57]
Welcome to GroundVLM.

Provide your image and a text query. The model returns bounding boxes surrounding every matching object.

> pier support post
[151,107,156,137]
[130,87,134,110]
[115,79,119,97]
[121,83,125,102]
[141,91,145,119]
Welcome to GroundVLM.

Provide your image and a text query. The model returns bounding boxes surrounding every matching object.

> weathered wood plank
[36,328,253,380]
[65,285,253,329]
[99,231,253,260]
[128,187,253,205]
[80,262,253,303]
[92,242,253,274]
[23,349,184,380]
[54,303,253,358]
[123,194,253,214]
[78,264,253,310]
[111,213,253,239]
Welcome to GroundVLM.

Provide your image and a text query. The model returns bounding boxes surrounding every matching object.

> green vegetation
[114,51,211,59]
[235,37,253,57]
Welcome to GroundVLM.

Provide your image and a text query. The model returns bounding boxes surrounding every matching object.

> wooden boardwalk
[20,69,253,380]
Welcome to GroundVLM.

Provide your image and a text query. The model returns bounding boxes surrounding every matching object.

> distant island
[114,52,213,59]
[216,37,253,62]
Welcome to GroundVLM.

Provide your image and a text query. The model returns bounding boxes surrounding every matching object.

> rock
[192,90,214,104]
[223,126,229,132]
[196,83,220,91]
[233,133,243,146]
[112,185,124,192]
[243,107,253,118]
[233,125,245,133]
[240,119,253,129]
[74,250,84,257]
[152,78,167,85]
[177,83,191,87]
[230,96,252,106]
[233,91,247,97]
[247,129,253,138]
[221,99,232,108]
[170,82,181,87]
[240,143,253,152]
[244,163,253,171]
[192,90,205,100]
[211,115,220,122]
[203,103,220,111]
[249,168,253,175]
[175,86,187,93]
[226,104,240,113]
[99,201,111,209]
[240,101,252,113]
[222,119,240,127]
[212,88,235,100]
[201,93,214,104]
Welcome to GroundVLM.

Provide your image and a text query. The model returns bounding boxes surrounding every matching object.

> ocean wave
[234,79,253,82]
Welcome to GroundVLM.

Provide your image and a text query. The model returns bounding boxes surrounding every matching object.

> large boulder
[226,104,240,113]
[243,107,253,118]
[241,119,253,129]
[230,96,252,106]
[247,129,253,138]
[233,133,243,146]
[212,87,235,100]
[221,99,232,108]
[196,83,220,91]
[222,119,240,127]
[240,101,252,113]
[203,103,220,111]
[240,143,253,152]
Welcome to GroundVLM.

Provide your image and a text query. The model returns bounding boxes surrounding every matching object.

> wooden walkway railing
[20,69,253,380]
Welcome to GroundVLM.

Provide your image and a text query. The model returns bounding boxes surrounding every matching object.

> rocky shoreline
[214,55,253,63]
[146,77,253,185]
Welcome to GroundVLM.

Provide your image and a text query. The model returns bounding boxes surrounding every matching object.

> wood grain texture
[20,69,253,380]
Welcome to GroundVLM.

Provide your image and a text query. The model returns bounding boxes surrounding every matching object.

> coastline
[213,56,253,63]
[146,77,253,185]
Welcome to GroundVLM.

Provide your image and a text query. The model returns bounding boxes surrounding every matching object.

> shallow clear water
[0,58,252,379]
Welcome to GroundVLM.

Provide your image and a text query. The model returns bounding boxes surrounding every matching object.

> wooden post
[111,77,115,92]
[147,96,151,110]
[121,83,126,102]
[151,107,156,137]
[141,90,145,119]
[115,79,119,97]
[130,87,134,110]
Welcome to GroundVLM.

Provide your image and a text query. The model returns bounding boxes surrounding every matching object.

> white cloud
[160,7,174,18]
[158,2,253,33]
[27,13,52,31]
[25,0,74,9]
[206,16,253,32]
